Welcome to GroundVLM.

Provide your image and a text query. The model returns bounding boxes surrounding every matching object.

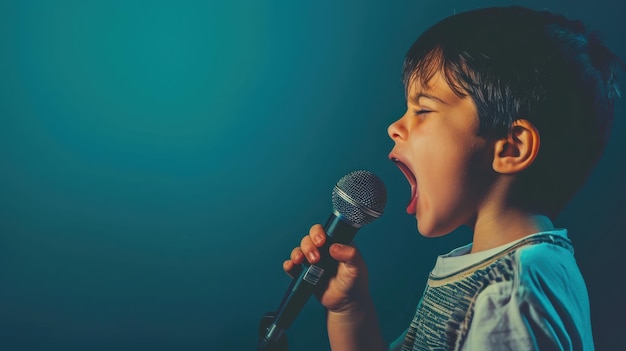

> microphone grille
[331,170,387,227]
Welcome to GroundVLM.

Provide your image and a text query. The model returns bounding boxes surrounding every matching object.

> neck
[470,207,555,253]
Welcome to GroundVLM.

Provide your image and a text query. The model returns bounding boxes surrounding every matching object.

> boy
[283,6,620,350]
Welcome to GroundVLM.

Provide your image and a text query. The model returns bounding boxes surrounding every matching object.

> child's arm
[326,292,386,351]
[283,224,387,351]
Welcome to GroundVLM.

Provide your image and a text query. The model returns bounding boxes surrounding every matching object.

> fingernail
[331,244,343,253]
[308,252,318,262]
[313,234,323,245]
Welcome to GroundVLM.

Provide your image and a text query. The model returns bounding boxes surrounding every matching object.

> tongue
[407,192,417,214]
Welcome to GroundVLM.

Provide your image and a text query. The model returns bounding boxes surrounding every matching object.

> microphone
[259,170,387,350]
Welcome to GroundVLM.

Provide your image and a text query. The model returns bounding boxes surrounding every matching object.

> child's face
[388,71,492,237]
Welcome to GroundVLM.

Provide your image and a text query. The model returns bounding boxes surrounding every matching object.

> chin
[416,218,459,238]
[416,222,449,238]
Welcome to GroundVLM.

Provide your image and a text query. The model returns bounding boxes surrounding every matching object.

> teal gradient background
[1,1,624,350]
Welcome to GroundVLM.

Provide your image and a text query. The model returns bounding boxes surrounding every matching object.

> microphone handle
[261,213,359,346]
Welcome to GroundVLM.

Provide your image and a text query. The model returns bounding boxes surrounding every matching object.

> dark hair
[403,6,622,218]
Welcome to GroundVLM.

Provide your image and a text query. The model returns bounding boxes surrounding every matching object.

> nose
[387,115,405,141]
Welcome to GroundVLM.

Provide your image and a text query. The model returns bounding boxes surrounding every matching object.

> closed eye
[414,109,432,116]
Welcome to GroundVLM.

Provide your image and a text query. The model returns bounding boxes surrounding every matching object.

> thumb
[326,243,369,294]
[329,243,363,268]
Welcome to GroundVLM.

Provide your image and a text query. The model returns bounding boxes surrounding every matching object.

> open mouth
[391,157,418,214]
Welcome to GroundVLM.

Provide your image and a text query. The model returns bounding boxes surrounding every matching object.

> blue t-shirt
[390,230,594,350]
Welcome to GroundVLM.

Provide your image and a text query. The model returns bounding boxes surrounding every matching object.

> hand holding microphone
[284,224,367,312]
[259,170,387,351]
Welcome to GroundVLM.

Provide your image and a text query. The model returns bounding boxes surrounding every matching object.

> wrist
[327,291,375,323]
[326,291,386,351]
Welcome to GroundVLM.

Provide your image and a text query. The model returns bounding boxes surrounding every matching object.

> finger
[290,247,305,265]
[300,235,320,264]
[329,243,362,266]
[283,259,303,279]
[308,224,327,248]
[283,259,293,273]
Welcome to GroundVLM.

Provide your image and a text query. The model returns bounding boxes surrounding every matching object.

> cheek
[423,141,469,186]
[416,142,477,223]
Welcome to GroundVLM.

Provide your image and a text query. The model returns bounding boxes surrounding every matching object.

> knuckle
[300,236,313,250]
[290,247,303,261]
[309,225,326,246]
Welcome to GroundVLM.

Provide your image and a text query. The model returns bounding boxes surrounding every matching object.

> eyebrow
[409,92,449,105]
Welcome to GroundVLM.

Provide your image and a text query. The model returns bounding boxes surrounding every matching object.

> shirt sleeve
[460,280,536,350]
[460,246,593,351]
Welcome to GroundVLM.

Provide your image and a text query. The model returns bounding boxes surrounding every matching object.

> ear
[492,119,540,174]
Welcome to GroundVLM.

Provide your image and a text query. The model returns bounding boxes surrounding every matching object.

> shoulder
[463,236,594,350]
[513,237,585,301]
[514,235,574,268]
[513,237,592,327]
